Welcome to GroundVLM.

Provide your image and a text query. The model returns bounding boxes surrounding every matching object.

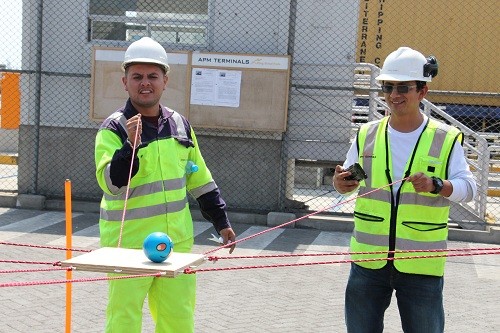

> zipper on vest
[387,168,397,259]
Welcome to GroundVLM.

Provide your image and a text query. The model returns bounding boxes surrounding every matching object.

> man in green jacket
[95,37,236,333]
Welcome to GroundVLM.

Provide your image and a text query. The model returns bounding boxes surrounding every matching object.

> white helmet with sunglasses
[376,47,438,82]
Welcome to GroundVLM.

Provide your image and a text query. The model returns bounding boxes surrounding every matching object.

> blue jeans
[345,262,444,333]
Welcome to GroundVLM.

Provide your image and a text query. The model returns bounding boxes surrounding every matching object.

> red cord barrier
[185,249,500,274]
[208,247,500,261]
[0,241,92,253]
[2,248,499,286]
[0,272,164,288]
[0,267,71,274]
[0,259,61,265]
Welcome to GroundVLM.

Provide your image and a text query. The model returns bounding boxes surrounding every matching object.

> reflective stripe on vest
[100,198,188,222]
[351,117,461,276]
[104,178,186,202]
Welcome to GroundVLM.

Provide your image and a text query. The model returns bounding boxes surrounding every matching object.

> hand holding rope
[117,115,142,248]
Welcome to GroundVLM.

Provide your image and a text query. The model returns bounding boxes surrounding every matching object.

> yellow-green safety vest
[351,116,462,276]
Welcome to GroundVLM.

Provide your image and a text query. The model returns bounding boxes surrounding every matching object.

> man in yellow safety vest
[333,47,477,333]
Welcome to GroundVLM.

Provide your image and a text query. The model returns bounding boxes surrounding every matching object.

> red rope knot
[53,261,61,266]
[207,256,219,263]
[184,267,196,274]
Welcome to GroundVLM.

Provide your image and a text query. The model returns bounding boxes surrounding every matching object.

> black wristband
[430,176,444,194]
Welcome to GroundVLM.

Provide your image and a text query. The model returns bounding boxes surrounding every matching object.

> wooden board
[60,247,206,278]
[90,47,190,121]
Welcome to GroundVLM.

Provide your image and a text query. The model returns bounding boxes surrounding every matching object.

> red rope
[0,259,61,265]
[2,248,499,286]
[204,178,407,255]
[0,241,92,252]
[0,272,164,288]
[208,247,500,261]
[0,267,71,274]
[185,249,500,274]
[117,122,141,248]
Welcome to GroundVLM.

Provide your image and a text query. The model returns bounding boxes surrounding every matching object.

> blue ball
[143,232,173,263]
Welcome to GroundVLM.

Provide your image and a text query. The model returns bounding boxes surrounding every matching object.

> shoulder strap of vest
[166,108,194,147]
[170,110,190,140]
[428,118,463,145]
[357,117,388,154]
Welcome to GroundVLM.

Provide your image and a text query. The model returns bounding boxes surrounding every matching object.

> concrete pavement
[1,207,500,332]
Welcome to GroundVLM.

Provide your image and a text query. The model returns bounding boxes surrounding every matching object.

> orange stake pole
[64,179,73,333]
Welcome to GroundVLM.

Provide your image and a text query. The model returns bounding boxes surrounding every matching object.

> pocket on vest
[402,221,447,231]
[354,211,384,222]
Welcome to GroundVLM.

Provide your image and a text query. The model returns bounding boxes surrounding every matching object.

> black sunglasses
[381,85,416,94]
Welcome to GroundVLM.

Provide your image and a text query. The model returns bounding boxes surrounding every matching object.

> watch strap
[430,176,443,194]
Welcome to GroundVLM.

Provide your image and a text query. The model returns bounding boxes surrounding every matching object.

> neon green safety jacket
[95,100,231,249]
[351,116,462,276]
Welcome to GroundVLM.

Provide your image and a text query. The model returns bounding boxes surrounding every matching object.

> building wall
[355,0,499,106]
[16,0,361,211]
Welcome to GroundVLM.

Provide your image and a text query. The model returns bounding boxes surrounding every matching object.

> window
[89,0,209,46]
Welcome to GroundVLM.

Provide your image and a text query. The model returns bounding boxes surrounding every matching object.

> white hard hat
[122,37,170,74]
[375,47,437,82]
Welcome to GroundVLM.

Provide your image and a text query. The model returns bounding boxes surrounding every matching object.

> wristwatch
[430,176,444,194]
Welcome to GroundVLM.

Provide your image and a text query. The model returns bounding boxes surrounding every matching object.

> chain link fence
[0,0,498,226]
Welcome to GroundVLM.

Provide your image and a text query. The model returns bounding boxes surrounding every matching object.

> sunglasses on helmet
[381,85,417,94]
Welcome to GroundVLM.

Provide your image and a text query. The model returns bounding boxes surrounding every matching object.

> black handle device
[344,163,368,181]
